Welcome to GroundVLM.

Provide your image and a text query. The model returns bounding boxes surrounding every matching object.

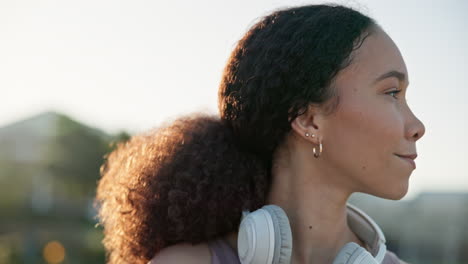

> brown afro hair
[95,114,268,263]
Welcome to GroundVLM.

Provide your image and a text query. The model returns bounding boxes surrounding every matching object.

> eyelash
[386,89,402,99]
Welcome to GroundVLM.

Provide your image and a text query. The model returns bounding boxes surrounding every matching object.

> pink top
[207,239,407,264]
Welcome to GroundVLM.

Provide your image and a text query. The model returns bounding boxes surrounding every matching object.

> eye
[386,89,402,99]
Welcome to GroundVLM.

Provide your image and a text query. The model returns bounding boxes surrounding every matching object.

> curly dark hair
[95,4,377,264]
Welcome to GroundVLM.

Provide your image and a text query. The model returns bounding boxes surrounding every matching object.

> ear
[290,104,324,144]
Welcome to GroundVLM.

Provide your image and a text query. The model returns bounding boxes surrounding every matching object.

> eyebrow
[373,70,407,84]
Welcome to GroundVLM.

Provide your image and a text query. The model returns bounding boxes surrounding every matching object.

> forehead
[336,27,408,87]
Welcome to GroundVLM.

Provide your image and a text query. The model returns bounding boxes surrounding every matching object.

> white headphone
[237,204,387,264]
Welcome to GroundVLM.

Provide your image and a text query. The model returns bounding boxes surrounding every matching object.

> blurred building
[0,111,126,263]
[350,192,468,264]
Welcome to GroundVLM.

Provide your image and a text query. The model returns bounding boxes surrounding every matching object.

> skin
[152,26,425,263]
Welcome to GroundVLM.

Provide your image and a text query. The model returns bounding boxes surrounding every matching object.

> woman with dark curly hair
[95,3,424,264]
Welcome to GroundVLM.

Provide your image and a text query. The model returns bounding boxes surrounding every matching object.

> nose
[405,109,426,142]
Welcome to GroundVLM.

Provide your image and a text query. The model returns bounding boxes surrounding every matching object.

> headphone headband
[346,203,386,262]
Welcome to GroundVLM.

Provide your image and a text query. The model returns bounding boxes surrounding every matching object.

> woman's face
[319,27,426,199]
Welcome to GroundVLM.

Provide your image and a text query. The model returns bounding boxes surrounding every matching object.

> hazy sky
[1,0,467,198]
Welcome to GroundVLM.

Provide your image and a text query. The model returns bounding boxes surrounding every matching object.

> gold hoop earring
[313,140,323,158]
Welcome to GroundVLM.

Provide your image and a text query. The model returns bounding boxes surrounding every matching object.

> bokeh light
[43,241,65,264]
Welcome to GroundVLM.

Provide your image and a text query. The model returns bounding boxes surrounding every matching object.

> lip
[396,154,417,160]
[395,154,416,169]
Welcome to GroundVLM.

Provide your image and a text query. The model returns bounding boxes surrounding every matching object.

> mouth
[395,154,417,160]
[395,154,417,169]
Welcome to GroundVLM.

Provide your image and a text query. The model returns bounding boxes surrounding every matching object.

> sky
[1,0,467,199]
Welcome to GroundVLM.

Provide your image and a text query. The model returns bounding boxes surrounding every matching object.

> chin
[382,182,409,200]
[370,180,409,200]
[386,190,408,200]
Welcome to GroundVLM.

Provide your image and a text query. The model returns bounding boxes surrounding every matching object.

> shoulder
[149,242,212,264]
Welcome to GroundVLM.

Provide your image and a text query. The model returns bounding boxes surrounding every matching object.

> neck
[223,140,367,263]
[265,145,365,263]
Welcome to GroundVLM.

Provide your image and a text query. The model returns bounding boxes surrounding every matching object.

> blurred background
[1,0,467,263]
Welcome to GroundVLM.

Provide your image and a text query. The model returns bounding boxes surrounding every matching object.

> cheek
[326,96,404,177]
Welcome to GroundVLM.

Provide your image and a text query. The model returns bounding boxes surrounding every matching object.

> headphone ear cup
[261,205,292,264]
[237,205,292,264]
[332,242,378,264]
[238,208,275,264]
